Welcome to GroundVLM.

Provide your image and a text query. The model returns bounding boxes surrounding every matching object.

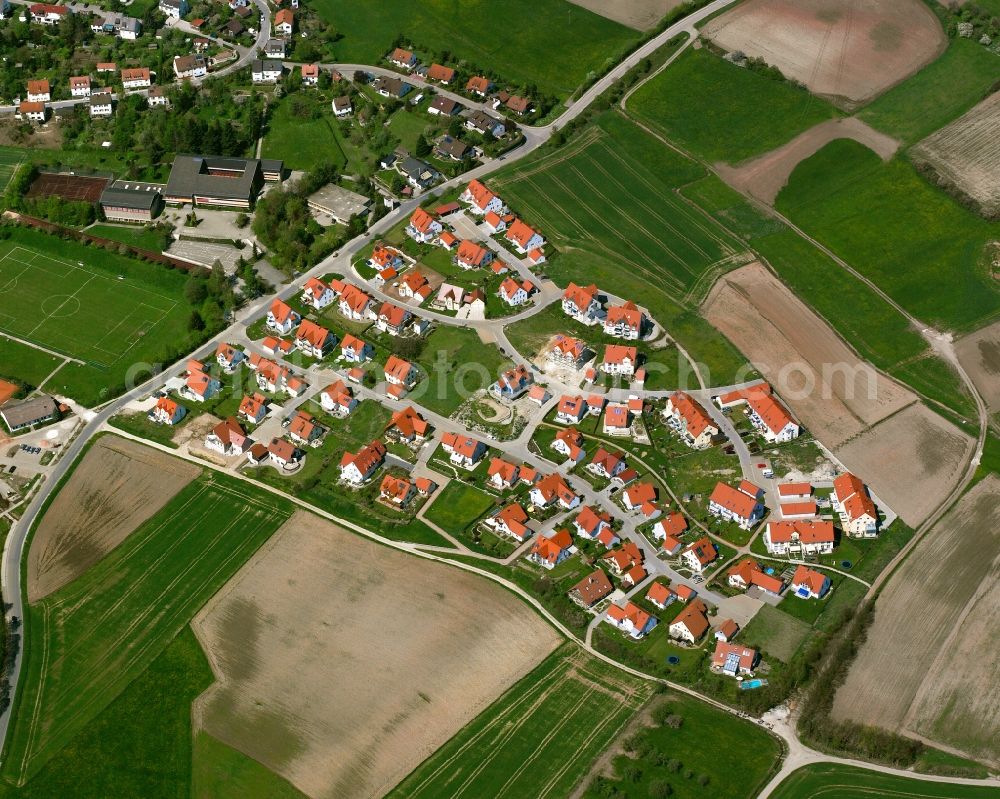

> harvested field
[702,261,916,448]
[716,118,899,204]
[912,91,1000,217]
[834,403,974,527]
[702,0,946,108]
[566,0,683,30]
[955,319,1000,412]
[25,172,109,203]
[192,511,561,799]
[27,435,200,601]
[832,476,1000,764]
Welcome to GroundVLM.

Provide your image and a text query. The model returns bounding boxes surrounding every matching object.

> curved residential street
[1,0,996,794]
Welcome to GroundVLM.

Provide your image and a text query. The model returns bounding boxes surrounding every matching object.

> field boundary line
[0,331,85,366]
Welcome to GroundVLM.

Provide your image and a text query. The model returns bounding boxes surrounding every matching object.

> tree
[648,780,672,799]
[184,275,208,305]
[414,133,431,157]
[187,309,205,331]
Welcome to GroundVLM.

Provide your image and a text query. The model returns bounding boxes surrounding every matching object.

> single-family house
[274,8,293,34]
[708,481,765,529]
[606,601,656,640]
[300,63,319,86]
[664,392,719,449]
[89,94,113,117]
[267,299,300,334]
[406,207,442,242]
[294,319,336,358]
[668,599,710,643]
[790,564,831,599]
[528,529,574,570]
[726,558,784,597]
[646,582,676,610]
[505,219,544,254]
[121,67,151,89]
[455,239,493,269]
[602,402,632,437]
[158,0,188,18]
[205,417,250,456]
[69,75,91,97]
[339,439,386,485]
[832,472,879,537]
[561,282,602,325]
[465,75,493,96]
[215,343,245,372]
[318,380,356,417]
[622,481,657,513]
[384,355,419,389]
[602,345,638,378]
[465,109,505,138]
[238,393,268,424]
[301,277,335,310]
[173,54,208,79]
[380,474,416,507]
[26,79,50,102]
[552,427,586,463]
[681,536,718,574]
[385,405,428,442]
[555,394,587,425]
[376,302,412,337]
[149,396,185,425]
[530,472,580,510]
[487,457,520,490]
[489,502,531,542]
[267,437,301,469]
[490,364,533,401]
[604,301,644,340]
[499,277,533,307]
[712,642,758,677]
[429,96,460,117]
[716,382,799,443]
[388,47,417,70]
[587,447,627,480]
[569,569,613,608]
[460,179,504,215]
[339,284,373,320]
[715,618,740,642]
[426,63,455,83]
[573,505,611,540]
[339,333,373,364]
[441,432,487,469]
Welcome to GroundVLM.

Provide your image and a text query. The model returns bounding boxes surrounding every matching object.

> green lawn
[0,227,202,405]
[85,224,171,253]
[0,336,63,390]
[192,731,307,799]
[262,97,354,172]
[770,764,1000,799]
[423,479,496,534]
[3,472,294,784]
[0,628,211,798]
[775,139,1000,333]
[858,38,1000,144]
[387,644,655,798]
[628,48,840,164]
[308,0,638,99]
[741,603,811,663]
[410,325,511,416]
[583,692,782,799]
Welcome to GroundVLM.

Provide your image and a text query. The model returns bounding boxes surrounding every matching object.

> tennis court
[0,245,178,367]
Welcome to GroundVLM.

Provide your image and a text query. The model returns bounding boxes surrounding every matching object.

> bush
[648,779,672,799]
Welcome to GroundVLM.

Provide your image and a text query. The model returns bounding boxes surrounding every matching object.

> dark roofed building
[164,155,282,208]
[1,395,60,432]
[434,135,470,162]
[100,183,163,221]
[398,156,439,190]
[373,75,410,99]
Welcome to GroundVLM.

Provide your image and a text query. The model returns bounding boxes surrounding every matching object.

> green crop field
[0,227,199,405]
[3,472,293,785]
[309,0,637,100]
[770,764,1000,799]
[0,628,212,798]
[0,148,23,192]
[423,480,496,534]
[775,139,1000,332]
[387,644,654,799]
[858,39,1000,144]
[628,48,840,163]
[491,112,749,382]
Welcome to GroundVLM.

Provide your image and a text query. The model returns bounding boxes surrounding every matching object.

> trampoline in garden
[841,560,853,569]
[667,655,680,665]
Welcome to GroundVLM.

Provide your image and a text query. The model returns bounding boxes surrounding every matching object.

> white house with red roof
[561,282,602,325]
[319,381,357,417]
[338,284,373,321]
[602,402,632,437]
[547,336,591,370]
[406,207,442,243]
[149,396,186,425]
[669,599,710,643]
[180,361,221,402]
[716,382,799,443]
[488,502,532,542]
[266,299,300,334]
[528,528,574,569]
[653,511,688,543]
[238,393,268,424]
[832,472,879,537]
[504,219,544,254]
[790,564,831,599]
[573,505,611,540]
[530,472,580,510]
[205,417,251,456]
[552,427,586,463]
[555,395,587,425]
[386,405,429,442]
[441,432,487,470]
[455,239,493,269]
[602,345,638,378]
[664,392,718,449]
[712,641,758,677]
[606,601,656,639]
[215,343,246,372]
[708,481,764,529]
[764,520,835,556]
[289,411,323,446]
[646,582,676,610]
[388,47,417,69]
[681,536,718,574]
[621,481,657,514]
[301,277,336,310]
[375,302,412,336]
[587,447,627,480]
[294,319,336,358]
[727,558,784,596]
[339,334,372,364]
[487,457,520,490]
[604,301,644,340]
[460,179,505,215]
[499,277,533,306]
[339,439,386,485]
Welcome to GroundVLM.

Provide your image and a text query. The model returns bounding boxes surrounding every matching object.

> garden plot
[702,0,946,108]
[192,511,560,799]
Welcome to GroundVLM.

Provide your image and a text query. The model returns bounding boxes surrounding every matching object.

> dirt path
[715,117,900,204]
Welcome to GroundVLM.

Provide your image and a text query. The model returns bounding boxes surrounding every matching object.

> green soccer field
[0,228,198,405]
[3,468,294,786]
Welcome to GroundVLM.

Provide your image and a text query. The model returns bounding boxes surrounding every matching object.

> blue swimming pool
[739,678,768,691]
